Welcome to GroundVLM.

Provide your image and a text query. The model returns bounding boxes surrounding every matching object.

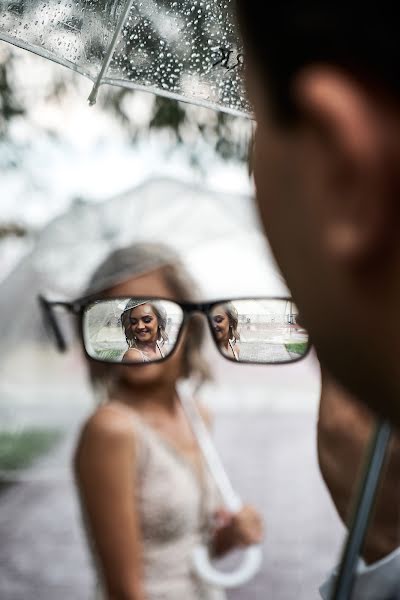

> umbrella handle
[192,491,263,587]
[191,490,263,588]
[177,380,263,588]
[192,543,263,589]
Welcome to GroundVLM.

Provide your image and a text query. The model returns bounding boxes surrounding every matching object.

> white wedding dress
[87,411,227,600]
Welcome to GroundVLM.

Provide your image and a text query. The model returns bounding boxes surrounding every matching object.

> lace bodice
[92,411,226,600]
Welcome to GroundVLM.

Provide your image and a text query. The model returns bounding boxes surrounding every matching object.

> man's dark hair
[236,3,400,123]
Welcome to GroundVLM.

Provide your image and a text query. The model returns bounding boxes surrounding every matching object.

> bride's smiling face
[125,304,159,345]
[211,308,230,345]
[98,269,186,389]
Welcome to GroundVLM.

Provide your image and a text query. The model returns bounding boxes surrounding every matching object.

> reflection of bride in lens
[211,303,240,361]
[121,299,168,362]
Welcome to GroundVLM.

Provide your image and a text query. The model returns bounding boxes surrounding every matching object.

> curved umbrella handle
[192,543,263,589]
[178,381,263,588]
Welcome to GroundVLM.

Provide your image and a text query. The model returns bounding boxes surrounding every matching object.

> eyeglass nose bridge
[178,302,219,348]
[179,302,216,325]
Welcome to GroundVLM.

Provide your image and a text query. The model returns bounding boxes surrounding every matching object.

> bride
[73,242,263,600]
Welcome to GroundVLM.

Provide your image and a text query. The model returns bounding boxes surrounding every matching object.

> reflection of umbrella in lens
[0,0,250,116]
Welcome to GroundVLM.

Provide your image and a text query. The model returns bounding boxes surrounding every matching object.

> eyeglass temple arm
[38,295,77,353]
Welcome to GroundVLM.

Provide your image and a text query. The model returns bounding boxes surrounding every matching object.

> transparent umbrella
[0,0,249,115]
[0,176,281,412]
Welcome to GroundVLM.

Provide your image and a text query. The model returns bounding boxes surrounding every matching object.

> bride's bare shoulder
[122,348,143,362]
[76,403,136,453]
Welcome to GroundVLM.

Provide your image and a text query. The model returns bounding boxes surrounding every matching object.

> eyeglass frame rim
[38,293,311,367]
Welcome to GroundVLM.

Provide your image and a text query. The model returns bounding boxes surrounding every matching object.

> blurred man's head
[236,3,400,424]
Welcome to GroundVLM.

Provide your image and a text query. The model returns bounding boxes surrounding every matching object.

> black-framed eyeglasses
[38,294,311,366]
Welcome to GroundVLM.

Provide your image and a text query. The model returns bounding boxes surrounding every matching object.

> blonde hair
[223,302,240,346]
[85,243,211,396]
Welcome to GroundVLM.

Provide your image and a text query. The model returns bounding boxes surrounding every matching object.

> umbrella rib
[88,0,135,106]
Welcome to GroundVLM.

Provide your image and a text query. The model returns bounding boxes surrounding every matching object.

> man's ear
[293,67,396,265]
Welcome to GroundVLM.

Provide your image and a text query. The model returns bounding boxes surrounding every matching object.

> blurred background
[0,42,344,599]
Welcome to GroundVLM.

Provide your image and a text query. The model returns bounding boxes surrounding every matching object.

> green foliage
[0,223,28,239]
[150,96,187,138]
[95,348,124,361]
[284,342,308,356]
[0,428,62,471]
[0,54,25,137]
[98,86,249,160]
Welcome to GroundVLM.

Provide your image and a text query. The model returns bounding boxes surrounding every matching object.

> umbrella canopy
[29,176,277,297]
[0,0,249,115]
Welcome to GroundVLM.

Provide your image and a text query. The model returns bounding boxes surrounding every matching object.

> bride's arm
[75,406,146,600]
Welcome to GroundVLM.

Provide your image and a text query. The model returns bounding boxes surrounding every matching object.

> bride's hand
[214,505,264,548]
